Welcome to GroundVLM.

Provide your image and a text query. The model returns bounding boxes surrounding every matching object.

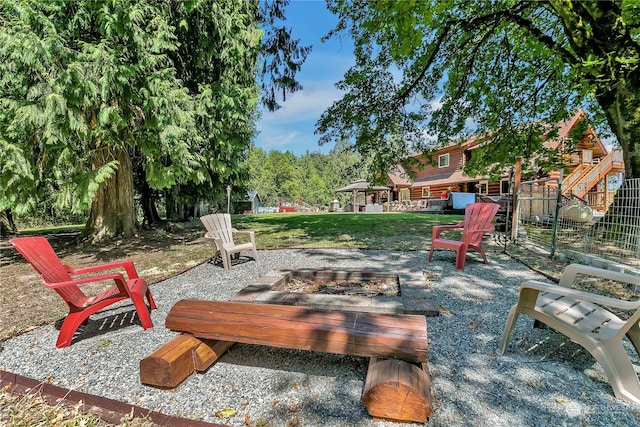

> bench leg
[140,335,233,388]
[362,357,432,423]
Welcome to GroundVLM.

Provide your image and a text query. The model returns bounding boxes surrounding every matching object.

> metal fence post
[549,171,563,257]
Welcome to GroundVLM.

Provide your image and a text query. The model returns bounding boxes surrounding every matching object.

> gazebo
[335,179,390,212]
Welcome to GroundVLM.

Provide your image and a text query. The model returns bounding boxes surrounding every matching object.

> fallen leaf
[555,396,565,404]
[439,306,452,316]
[215,408,237,418]
[244,414,252,426]
[468,322,477,329]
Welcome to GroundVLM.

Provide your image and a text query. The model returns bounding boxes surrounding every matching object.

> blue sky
[254,0,354,156]
[253,3,619,157]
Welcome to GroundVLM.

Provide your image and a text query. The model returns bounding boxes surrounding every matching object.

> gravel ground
[1,248,639,426]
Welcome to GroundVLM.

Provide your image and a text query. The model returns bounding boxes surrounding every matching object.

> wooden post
[511,156,522,240]
[362,357,432,423]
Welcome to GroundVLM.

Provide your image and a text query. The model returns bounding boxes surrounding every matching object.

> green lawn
[232,212,463,251]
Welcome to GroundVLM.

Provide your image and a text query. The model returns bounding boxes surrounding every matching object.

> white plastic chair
[199,214,258,269]
[499,263,640,404]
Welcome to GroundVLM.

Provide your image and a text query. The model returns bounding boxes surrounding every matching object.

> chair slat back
[200,214,235,245]
[9,237,88,307]
[462,203,500,245]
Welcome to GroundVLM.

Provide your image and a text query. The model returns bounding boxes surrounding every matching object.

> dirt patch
[0,224,213,343]
[272,277,399,297]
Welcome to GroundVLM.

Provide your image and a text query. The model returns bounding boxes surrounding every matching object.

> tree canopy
[0,0,309,239]
[245,143,362,208]
[318,0,640,180]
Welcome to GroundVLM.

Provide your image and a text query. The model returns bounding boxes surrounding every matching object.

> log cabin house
[385,109,624,214]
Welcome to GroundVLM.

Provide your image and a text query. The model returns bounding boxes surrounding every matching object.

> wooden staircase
[562,149,623,200]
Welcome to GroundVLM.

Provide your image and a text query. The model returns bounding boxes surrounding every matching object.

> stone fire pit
[231,267,438,316]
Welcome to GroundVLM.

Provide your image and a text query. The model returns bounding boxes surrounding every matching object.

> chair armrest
[42,272,127,290]
[232,230,255,236]
[433,222,464,230]
[432,222,464,239]
[233,230,255,245]
[558,263,640,289]
[520,279,640,311]
[67,260,139,280]
[464,226,495,235]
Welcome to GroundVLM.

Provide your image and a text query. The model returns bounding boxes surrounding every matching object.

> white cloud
[260,87,338,124]
[258,129,302,152]
[255,78,345,154]
[254,26,356,155]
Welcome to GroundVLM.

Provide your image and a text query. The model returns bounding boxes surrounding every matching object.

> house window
[421,187,431,198]
[479,180,488,194]
[438,153,450,168]
[399,188,410,201]
[500,179,510,195]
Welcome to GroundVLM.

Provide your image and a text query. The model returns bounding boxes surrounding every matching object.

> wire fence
[511,177,640,270]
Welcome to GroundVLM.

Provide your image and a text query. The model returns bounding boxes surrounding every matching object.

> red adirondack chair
[428,202,500,270]
[9,237,156,348]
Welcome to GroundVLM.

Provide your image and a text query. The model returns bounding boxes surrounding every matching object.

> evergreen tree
[0,0,307,238]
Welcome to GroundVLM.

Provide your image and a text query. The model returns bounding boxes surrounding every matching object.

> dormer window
[438,153,450,168]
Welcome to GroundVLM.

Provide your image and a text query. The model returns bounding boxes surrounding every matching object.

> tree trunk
[140,180,162,227]
[597,78,640,180]
[165,189,179,221]
[82,146,137,241]
[591,80,640,250]
[0,209,17,237]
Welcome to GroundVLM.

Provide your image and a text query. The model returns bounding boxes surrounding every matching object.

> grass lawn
[233,212,462,250]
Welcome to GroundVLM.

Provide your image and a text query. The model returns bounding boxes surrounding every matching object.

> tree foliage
[245,145,362,208]
[0,0,305,239]
[318,0,640,180]
[260,0,313,111]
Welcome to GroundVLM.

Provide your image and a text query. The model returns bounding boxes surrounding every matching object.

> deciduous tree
[319,0,640,180]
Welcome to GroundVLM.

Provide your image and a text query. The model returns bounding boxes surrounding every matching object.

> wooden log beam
[165,300,428,363]
[193,339,234,371]
[362,357,432,423]
[140,334,233,388]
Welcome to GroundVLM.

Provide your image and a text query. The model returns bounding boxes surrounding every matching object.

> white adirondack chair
[199,214,258,270]
[499,263,640,404]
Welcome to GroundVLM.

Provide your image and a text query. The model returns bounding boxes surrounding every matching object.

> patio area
[1,248,638,426]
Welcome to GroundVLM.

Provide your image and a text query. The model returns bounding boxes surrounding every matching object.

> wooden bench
[140,299,432,423]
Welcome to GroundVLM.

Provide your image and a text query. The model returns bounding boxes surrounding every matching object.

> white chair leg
[221,249,231,270]
[589,340,640,404]
[498,306,521,356]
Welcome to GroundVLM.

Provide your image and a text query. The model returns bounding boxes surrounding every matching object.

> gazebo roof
[336,179,390,193]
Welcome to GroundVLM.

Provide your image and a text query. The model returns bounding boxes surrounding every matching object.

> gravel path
[1,248,639,426]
